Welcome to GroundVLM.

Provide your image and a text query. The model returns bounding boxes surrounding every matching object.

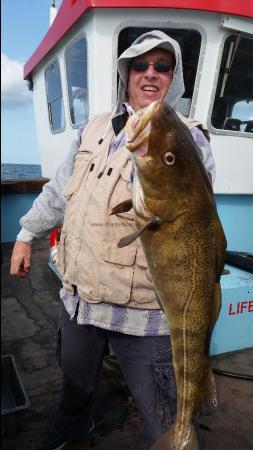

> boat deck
[1,239,253,450]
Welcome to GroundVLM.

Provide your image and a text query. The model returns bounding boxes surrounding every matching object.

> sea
[1,163,42,180]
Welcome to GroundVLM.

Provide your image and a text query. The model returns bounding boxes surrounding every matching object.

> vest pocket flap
[102,240,137,266]
[64,151,93,197]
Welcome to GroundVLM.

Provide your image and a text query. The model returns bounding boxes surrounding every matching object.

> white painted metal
[32,12,93,179]
[220,14,253,35]
[31,8,253,194]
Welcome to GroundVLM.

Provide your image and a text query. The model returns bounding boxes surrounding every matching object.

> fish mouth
[125,101,161,153]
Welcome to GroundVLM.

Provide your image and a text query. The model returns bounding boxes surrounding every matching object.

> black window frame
[64,34,88,128]
[45,58,66,134]
[209,33,253,137]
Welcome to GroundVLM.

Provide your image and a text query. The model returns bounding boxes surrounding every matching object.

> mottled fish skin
[125,102,227,450]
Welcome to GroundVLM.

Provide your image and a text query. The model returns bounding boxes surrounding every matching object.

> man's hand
[10,241,32,277]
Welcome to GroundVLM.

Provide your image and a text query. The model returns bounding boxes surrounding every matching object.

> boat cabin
[23,0,253,355]
[24,0,253,188]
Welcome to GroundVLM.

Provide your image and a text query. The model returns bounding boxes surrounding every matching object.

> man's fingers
[10,255,25,275]
[23,256,31,273]
[10,241,32,277]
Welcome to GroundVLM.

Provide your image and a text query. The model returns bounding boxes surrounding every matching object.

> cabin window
[65,36,88,126]
[45,60,65,132]
[118,27,201,117]
[211,35,253,134]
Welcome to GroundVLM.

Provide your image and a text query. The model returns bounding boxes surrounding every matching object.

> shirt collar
[111,102,135,136]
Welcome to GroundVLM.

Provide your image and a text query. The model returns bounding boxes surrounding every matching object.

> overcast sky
[2,0,62,164]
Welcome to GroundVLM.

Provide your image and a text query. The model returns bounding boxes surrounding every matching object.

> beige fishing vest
[56,111,203,309]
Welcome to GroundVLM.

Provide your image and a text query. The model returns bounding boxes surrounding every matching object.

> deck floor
[1,239,253,450]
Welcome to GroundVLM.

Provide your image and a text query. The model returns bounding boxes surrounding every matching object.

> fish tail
[149,422,199,450]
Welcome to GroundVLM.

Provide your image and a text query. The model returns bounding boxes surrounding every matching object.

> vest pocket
[108,163,135,221]
[64,150,93,198]
[151,346,177,428]
[102,239,136,266]
[130,246,158,305]
[136,246,148,268]
[100,239,136,304]
[136,247,154,283]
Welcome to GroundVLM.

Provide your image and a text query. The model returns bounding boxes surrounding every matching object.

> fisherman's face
[127,48,175,111]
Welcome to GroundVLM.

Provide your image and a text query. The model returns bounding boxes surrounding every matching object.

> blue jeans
[53,303,203,448]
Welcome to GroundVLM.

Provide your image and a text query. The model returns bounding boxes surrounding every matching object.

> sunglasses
[130,60,173,73]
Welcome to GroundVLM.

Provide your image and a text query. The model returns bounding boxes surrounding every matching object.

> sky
[2,0,62,164]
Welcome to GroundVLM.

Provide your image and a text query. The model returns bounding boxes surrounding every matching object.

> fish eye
[163,152,175,166]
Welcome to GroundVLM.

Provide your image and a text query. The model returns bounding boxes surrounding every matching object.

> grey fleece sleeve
[18,131,82,242]
[190,127,216,185]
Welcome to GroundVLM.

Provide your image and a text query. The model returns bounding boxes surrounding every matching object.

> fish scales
[113,101,226,450]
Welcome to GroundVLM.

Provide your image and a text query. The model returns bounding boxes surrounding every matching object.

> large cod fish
[112,102,227,450]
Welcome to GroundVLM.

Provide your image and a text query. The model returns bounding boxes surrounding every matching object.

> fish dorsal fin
[118,220,158,248]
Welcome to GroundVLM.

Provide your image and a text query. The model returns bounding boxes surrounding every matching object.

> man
[11,30,214,450]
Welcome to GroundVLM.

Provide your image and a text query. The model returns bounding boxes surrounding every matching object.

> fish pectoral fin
[110,199,133,215]
[117,221,158,248]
